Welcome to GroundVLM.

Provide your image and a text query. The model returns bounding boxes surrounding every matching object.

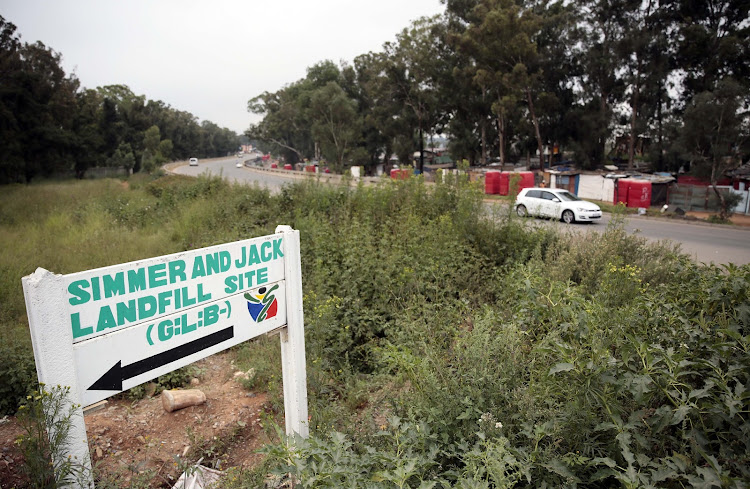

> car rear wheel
[562,210,575,224]
[516,204,528,217]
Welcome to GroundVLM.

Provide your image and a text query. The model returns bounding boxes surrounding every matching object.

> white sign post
[22,226,308,487]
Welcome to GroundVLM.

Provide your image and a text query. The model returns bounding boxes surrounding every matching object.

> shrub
[0,342,37,414]
[15,385,90,488]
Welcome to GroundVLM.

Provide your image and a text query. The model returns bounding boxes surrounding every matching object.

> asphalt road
[174,156,296,191]
[173,158,750,266]
[600,213,750,266]
[494,208,750,266]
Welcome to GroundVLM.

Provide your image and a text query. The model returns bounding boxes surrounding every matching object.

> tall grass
[3,174,749,488]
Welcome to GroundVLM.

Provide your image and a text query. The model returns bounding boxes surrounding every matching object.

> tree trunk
[418,125,424,173]
[711,161,728,220]
[657,81,663,170]
[599,92,608,165]
[628,62,641,170]
[497,114,506,165]
[480,121,487,166]
[526,88,544,170]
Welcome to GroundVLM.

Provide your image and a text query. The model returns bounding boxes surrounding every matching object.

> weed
[15,385,90,488]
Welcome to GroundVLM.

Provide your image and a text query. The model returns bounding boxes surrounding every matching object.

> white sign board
[23,226,308,488]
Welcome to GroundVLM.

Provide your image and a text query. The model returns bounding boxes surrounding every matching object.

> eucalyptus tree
[437,10,493,165]
[247,83,314,164]
[670,0,750,100]
[346,52,398,171]
[0,16,25,183]
[679,79,749,219]
[455,0,546,166]
[383,16,444,172]
[3,40,80,181]
[247,61,345,164]
[571,0,628,168]
[71,88,106,177]
[309,81,360,172]
[528,0,578,165]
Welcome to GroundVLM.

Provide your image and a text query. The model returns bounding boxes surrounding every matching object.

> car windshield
[556,191,581,201]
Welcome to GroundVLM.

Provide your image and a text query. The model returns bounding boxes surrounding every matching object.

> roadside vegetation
[1,173,749,487]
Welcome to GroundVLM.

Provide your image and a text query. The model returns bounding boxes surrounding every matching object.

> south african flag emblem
[244,284,279,322]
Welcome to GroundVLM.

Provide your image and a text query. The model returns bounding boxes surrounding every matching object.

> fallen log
[161,389,206,413]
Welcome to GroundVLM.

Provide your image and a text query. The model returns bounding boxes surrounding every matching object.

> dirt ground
[684,210,750,227]
[0,351,275,487]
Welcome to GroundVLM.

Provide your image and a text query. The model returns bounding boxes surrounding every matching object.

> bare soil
[0,351,275,487]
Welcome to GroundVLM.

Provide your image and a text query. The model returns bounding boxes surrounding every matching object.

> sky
[3,0,445,134]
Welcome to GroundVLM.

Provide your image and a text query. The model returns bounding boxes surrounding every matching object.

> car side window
[541,191,556,200]
[526,190,541,198]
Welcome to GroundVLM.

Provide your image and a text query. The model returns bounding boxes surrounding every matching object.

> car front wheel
[516,204,528,217]
[562,209,575,224]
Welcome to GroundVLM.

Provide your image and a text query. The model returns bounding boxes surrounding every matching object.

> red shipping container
[615,179,630,205]
[305,165,316,172]
[498,172,510,195]
[283,164,293,170]
[627,180,652,208]
[485,171,500,194]
[391,169,410,180]
[518,172,535,191]
[271,163,278,169]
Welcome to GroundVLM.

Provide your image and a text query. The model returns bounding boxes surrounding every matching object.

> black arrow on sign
[89,326,234,391]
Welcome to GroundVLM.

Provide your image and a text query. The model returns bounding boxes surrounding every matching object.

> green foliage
[2,174,750,488]
[0,18,238,183]
[0,342,37,415]
[15,385,90,488]
[126,365,198,401]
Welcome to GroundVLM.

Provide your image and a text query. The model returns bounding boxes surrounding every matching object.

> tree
[247,83,314,164]
[385,17,443,172]
[671,0,750,100]
[309,82,359,172]
[71,89,105,177]
[108,142,136,174]
[680,78,748,220]
[572,0,628,168]
[456,0,545,166]
[0,16,24,183]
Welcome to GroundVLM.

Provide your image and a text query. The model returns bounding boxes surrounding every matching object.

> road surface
[174,156,296,192]
[173,159,750,266]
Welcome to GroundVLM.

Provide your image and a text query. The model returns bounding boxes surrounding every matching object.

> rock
[234,368,256,383]
[95,447,103,458]
[190,377,200,386]
[136,435,146,444]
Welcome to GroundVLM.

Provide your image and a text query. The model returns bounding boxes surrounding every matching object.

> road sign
[22,226,308,487]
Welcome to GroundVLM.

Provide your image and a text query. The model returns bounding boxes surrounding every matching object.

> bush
[0,343,37,414]
[3,173,749,487]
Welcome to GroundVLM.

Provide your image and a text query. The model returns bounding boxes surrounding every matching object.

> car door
[539,191,561,218]
[524,190,544,216]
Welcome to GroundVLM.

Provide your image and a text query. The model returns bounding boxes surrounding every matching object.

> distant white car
[189,158,199,166]
[514,187,602,224]
[236,161,243,168]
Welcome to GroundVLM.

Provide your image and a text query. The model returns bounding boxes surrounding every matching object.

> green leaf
[549,362,575,375]
[543,458,580,482]
[671,404,691,425]
[592,457,617,468]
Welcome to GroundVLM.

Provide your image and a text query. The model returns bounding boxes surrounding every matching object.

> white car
[235,161,243,168]
[514,187,602,223]
[189,158,199,166]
